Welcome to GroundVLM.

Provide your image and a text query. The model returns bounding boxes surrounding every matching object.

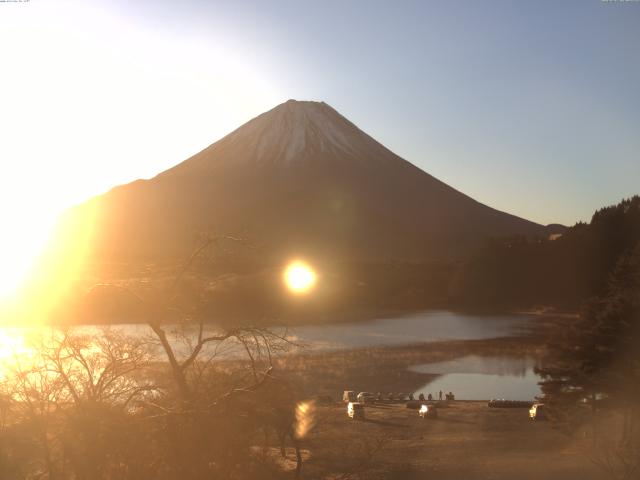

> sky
[0,0,639,292]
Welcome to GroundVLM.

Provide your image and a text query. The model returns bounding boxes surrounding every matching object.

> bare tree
[84,235,306,478]
[1,326,157,480]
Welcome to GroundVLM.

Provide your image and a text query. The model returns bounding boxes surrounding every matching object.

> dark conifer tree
[536,242,640,435]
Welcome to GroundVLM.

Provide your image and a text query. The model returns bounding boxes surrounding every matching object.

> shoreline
[274,334,547,400]
[0,303,578,329]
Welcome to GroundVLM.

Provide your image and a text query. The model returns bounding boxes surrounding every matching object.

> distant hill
[79,100,556,264]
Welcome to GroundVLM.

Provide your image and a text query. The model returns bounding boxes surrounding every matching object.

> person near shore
[439,390,443,401]
[427,393,433,401]
[418,393,425,401]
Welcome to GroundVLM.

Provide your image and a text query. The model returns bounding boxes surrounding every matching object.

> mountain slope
[82,100,550,264]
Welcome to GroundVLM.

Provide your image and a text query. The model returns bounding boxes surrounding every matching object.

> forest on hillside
[449,196,640,311]
[76,197,640,326]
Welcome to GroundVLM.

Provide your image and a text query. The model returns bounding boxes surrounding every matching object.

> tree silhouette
[536,243,640,478]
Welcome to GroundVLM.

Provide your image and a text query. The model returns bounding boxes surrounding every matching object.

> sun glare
[284,261,317,294]
[0,214,56,302]
[0,328,35,379]
[0,202,98,325]
[0,2,281,317]
[0,329,28,359]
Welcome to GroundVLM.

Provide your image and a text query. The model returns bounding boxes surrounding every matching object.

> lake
[410,355,542,401]
[2,309,534,352]
[0,310,537,376]
[287,310,535,351]
[117,309,534,354]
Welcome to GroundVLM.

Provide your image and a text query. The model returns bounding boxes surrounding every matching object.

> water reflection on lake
[0,310,536,377]
[410,355,542,401]
[287,310,534,351]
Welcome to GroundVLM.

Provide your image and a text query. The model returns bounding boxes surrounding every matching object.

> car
[343,390,357,403]
[347,402,365,420]
[418,404,438,419]
[357,392,376,404]
[529,403,547,420]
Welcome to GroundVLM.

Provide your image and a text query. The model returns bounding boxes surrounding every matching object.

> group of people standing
[414,390,455,401]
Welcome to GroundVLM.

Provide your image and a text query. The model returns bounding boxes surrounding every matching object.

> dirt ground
[299,401,603,480]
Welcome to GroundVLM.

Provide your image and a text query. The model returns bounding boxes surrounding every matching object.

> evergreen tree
[451,196,640,310]
[536,242,640,435]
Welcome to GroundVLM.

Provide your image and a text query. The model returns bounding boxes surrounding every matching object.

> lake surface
[286,310,534,351]
[410,355,542,401]
[0,310,536,376]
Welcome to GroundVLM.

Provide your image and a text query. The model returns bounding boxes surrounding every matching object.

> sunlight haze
[0,1,282,299]
[0,3,638,478]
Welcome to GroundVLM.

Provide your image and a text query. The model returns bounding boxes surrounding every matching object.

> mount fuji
[79,99,553,264]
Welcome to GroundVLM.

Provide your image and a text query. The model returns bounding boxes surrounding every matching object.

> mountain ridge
[77,99,558,263]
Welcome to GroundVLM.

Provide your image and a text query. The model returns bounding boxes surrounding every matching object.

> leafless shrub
[0,327,157,479]
[324,437,389,480]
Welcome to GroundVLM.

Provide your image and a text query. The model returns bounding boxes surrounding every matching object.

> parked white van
[419,404,438,419]
[529,403,547,420]
[357,392,376,404]
[347,402,365,420]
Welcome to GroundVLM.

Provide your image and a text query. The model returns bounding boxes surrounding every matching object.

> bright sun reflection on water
[0,330,27,358]
[0,329,35,378]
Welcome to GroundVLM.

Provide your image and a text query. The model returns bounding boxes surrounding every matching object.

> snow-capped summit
[222,99,364,163]
[162,100,396,175]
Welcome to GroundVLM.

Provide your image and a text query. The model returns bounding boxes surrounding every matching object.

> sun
[283,261,317,294]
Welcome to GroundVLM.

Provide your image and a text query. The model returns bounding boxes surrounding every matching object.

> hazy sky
[1,0,639,239]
